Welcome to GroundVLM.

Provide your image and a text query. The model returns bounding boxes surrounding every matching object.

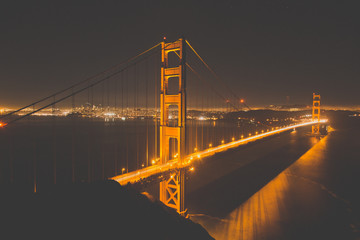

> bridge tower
[312,93,320,134]
[159,38,187,215]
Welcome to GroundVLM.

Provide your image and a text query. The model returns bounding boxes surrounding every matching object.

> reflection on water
[218,172,291,240]
[198,135,330,240]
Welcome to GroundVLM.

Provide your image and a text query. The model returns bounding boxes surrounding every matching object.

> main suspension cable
[1,42,161,120]
[186,40,245,107]
[4,47,161,125]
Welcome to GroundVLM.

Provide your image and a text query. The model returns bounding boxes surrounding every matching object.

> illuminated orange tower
[312,93,320,134]
[159,38,187,215]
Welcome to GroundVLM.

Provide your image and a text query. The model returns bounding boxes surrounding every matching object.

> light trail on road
[111,120,325,185]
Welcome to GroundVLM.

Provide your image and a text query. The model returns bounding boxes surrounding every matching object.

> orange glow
[232,137,235,141]
[209,143,212,147]
[0,122,6,127]
[240,99,244,103]
[213,169,290,239]
[189,167,194,171]
[210,135,330,239]
[111,121,322,185]
[221,140,225,144]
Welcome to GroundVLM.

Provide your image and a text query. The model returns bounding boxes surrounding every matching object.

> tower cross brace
[159,38,187,215]
[312,93,320,134]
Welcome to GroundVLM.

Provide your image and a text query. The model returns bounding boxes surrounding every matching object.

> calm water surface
[189,116,360,239]
[0,117,267,192]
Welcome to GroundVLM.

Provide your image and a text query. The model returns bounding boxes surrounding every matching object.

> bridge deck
[111,121,322,185]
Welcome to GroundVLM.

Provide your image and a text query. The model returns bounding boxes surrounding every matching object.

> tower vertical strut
[159,38,187,215]
[312,93,320,134]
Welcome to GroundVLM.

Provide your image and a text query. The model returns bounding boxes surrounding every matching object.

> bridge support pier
[160,169,186,215]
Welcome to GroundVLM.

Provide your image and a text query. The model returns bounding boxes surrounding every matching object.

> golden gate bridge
[0,37,324,216]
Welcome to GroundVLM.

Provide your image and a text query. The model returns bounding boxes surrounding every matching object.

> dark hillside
[1,180,213,240]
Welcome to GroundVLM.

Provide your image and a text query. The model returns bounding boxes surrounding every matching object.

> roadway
[111,120,323,185]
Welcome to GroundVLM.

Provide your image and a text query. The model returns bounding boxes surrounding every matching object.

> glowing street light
[122,168,126,174]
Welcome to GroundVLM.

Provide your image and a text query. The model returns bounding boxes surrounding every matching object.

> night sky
[1,0,359,108]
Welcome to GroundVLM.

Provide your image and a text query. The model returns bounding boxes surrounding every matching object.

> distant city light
[104,112,116,116]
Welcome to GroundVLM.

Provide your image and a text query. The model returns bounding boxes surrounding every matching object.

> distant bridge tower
[159,38,187,215]
[312,93,320,134]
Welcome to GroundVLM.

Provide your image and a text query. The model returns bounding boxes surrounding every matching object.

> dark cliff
[1,180,214,240]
